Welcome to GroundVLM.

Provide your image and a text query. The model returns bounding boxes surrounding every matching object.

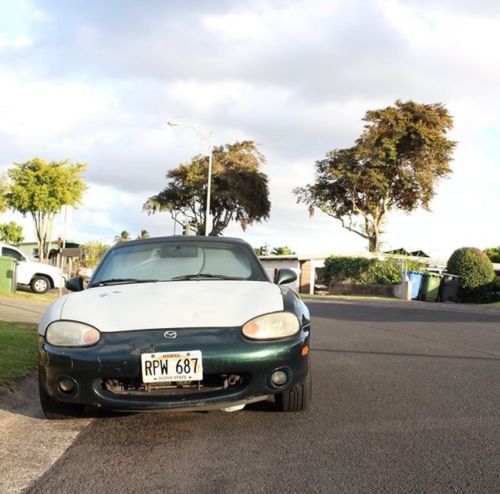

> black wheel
[31,275,51,294]
[275,371,312,412]
[38,370,84,420]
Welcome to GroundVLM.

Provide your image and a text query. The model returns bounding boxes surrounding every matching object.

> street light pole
[205,130,213,236]
[167,121,213,236]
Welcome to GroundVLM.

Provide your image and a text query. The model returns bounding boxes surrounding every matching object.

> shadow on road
[308,301,500,324]
[312,347,500,362]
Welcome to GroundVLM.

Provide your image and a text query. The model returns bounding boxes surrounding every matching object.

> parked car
[0,244,65,294]
[38,236,311,419]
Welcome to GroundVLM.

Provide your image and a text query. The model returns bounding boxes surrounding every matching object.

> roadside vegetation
[320,248,499,305]
[447,247,498,303]
[2,288,59,303]
[484,246,500,263]
[81,240,110,268]
[322,256,425,286]
[302,293,398,302]
[0,321,38,383]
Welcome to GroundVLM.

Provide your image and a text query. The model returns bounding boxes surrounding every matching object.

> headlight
[242,312,300,340]
[46,321,101,347]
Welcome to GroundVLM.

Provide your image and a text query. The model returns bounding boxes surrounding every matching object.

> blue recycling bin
[407,271,423,300]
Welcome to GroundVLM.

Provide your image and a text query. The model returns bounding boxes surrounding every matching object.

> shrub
[459,276,500,303]
[477,276,500,303]
[484,246,500,263]
[488,275,500,293]
[367,260,401,285]
[82,241,110,269]
[322,257,371,284]
[446,247,495,289]
[323,256,402,285]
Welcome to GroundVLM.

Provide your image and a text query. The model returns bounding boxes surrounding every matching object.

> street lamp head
[164,119,213,236]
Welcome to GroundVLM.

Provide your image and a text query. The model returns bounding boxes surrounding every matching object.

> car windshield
[90,240,267,286]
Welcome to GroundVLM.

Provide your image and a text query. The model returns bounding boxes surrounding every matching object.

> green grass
[301,293,398,302]
[0,288,58,303]
[0,321,38,383]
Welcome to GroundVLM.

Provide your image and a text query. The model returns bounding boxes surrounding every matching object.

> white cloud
[0,0,499,258]
[0,34,31,49]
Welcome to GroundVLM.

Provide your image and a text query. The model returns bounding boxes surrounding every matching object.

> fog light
[271,370,288,387]
[59,377,76,395]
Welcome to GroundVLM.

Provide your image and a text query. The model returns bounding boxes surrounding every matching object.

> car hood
[40,280,284,333]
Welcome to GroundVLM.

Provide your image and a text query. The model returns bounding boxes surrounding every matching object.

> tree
[0,175,9,213]
[114,231,131,244]
[82,241,109,268]
[484,246,500,263]
[294,100,456,252]
[136,229,150,240]
[144,141,271,236]
[0,221,24,244]
[7,158,86,262]
[447,247,495,289]
[271,246,296,255]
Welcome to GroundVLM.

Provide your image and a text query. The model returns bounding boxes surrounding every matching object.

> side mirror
[274,268,297,285]
[66,276,85,292]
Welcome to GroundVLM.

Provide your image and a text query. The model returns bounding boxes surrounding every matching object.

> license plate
[141,351,203,383]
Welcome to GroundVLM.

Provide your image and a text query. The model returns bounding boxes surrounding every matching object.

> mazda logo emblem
[163,330,177,339]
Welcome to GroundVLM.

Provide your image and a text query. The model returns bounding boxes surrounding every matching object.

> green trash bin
[0,256,16,294]
[419,272,442,302]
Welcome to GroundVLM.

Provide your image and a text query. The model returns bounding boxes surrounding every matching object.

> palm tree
[271,246,296,255]
[136,229,150,240]
[114,230,131,244]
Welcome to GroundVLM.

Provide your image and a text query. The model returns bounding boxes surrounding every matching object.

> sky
[0,0,499,259]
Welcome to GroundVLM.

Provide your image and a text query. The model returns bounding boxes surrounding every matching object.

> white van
[0,244,65,294]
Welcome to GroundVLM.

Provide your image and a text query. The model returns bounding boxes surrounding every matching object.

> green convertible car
[38,236,311,419]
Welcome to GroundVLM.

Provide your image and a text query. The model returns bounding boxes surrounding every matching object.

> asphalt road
[27,300,500,493]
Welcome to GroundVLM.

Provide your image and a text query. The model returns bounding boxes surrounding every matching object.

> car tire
[30,275,51,294]
[275,370,312,412]
[38,370,84,420]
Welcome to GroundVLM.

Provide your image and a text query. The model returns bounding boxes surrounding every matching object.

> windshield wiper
[91,278,160,287]
[171,274,245,281]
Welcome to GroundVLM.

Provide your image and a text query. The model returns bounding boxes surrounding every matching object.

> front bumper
[39,326,310,411]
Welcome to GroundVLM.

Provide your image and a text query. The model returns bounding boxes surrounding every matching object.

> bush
[459,276,500,303]
[368,261,401,285]
[446,247,495,290]
[476,276,500,303]
[82,241,110,269]
[323,256,402,285]
[484,246,500,263]
[488,275,500,293]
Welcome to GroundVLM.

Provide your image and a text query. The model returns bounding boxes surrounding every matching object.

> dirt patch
[0,374,91,494]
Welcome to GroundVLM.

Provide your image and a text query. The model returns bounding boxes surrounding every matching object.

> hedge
[322,256,424,286]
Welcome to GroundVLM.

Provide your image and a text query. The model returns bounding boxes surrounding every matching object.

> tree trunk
[368,234,379,253]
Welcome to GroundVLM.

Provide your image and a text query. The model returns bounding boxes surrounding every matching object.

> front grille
[103,373,245,396]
